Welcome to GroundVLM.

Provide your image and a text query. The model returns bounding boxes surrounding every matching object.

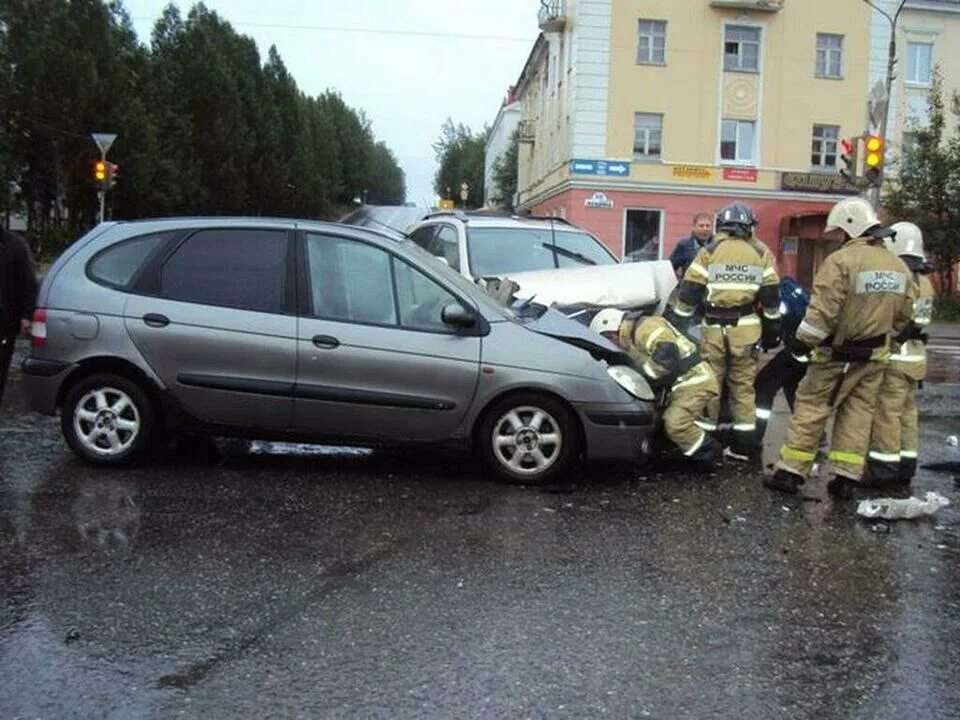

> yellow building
[513,0,959,284]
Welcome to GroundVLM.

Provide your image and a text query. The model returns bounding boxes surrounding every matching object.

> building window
[811,125,839,168]
[720,119,755,163]
[902,132,919,156]
[633,113,663,158]
[724,25,761,72]
[637,19,666,64]
[906,42,933,85]
[815,33,843,78]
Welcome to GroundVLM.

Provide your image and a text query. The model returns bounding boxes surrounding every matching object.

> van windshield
[467,227,617,277]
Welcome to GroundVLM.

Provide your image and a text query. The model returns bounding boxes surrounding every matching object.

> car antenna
[549,215,558,267]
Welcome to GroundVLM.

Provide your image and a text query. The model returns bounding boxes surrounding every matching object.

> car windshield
[467,227,617,277]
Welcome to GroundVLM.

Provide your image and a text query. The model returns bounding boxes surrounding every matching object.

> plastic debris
[857,491,951,520]
[947,435,958,447]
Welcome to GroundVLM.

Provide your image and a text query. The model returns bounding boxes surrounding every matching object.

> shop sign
[780,172,860,195]
[672,165,713,181]
[584,191,614,208]
[722,167,759,182]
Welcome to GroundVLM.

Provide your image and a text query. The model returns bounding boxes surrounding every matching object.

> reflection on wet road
[1,350,959,718]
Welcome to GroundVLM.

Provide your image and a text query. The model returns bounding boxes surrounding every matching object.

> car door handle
[312,334,340,349]
[143,313,170,328]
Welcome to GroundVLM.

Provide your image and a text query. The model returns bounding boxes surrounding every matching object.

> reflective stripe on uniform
[708,282,760,292]
[695,419,717,431]
[684,431,707,457]
[687,262,709,279]
[828,450,864,467]
[645,326,666,351]
[755,408,772,420]
[891,354,925,362]
[672,372,713,391]
[762,266,777,279]
[762,307,782,319]
[900,450,918,459]
[798,320,828,340]
[642,361,661,379]
[868,450,901,463]
[673,306,695,317]
[781,446,816,462]
[733,422,756,432]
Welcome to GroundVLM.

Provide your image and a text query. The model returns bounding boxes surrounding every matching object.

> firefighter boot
[763,468,804,495]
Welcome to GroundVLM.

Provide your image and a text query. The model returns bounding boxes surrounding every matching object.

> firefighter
[866,222,935,486]
[668,203,781,462]
[590,308,722,465]
[764,198,917,499]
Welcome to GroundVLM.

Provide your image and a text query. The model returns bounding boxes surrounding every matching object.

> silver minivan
[23,218,655,484]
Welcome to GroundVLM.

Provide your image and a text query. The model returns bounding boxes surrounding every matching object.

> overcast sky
[122,0,542,206]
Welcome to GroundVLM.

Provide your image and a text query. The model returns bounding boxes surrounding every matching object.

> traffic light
[864,134,884,187]
[93,159,107,184]
[839,137,858,182]
[105,162,120,189]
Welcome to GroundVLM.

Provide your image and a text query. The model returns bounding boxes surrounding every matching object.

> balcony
[517,119,536,145]
[710,0,784,11]
[538,1,566,32]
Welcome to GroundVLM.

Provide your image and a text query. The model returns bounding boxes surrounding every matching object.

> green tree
[885,69,960,295]
[365,141,405,205]
[433,118,488,209]
[490,129,518,209]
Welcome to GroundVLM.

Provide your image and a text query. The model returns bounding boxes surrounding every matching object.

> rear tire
[477,393,581,485]
[61,373,156,466]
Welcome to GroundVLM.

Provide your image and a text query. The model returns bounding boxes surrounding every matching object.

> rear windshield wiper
[541,242,597,266]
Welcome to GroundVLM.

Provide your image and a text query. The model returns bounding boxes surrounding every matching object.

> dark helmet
[716,203,756,238]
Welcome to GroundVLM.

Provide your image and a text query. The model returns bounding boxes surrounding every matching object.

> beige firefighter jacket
[890,272,935,380]
[618,315,714,390]
[796,237,917,362]
[675,231,781,326]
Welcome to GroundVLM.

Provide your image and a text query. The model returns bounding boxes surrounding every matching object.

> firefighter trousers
[662,375,720,456]
[867,367,918,482]
[700,321,760,435]
[777,360,886,480]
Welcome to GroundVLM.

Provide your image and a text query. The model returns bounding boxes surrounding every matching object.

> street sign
[570,159,630,177]
[91,133,117,155]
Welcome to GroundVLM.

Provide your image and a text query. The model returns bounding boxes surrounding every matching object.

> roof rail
[422,209,468,221]
[524,214,575,226]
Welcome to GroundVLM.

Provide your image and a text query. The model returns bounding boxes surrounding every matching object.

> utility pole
[863,0,906,209]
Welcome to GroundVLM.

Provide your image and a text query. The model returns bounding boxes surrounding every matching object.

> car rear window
[467,227,616,277]
[87,233,170,289]
[161,229,288,313]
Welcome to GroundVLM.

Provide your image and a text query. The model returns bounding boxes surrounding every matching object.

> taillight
[31,308,47,348]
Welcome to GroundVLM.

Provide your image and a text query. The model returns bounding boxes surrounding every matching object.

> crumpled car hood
[504,260,677,312]
[521,306,633,365]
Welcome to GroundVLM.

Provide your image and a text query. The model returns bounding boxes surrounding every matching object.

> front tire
[61,374,156,466]
[477,393,582,485]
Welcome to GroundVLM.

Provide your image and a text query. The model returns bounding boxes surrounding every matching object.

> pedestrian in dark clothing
[1,228,38,407]
[754,276,810,441]
[668,212,714,278]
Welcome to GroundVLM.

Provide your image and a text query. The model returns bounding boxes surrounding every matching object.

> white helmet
[886,222,925,260]
[824,197,893,239]
[590,308,626,335]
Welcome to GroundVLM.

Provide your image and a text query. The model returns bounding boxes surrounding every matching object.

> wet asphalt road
[2,341,959,719]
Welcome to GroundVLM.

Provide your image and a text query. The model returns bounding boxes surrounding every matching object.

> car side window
[88,232,171,289]
[161,229,287,313]
[435,225,461,272]
[305,233,398,326]
[393,259,459,332]
[409,225,437,252]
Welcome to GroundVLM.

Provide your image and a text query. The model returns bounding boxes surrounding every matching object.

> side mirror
[441,303,476,328]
